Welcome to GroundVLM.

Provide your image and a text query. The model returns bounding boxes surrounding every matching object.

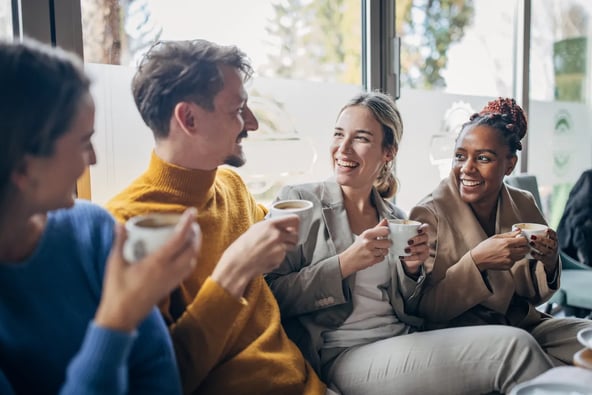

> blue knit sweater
[0,200,182,394]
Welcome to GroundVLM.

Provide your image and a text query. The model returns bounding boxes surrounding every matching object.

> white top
[322,236,410,349]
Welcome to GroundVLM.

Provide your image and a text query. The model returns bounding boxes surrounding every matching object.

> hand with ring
[528,227,559,275]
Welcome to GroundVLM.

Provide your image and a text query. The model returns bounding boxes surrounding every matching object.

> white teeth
[337,160,358,168]
[462,179,482,186]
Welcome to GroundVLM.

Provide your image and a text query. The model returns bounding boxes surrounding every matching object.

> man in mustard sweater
[105,39,326,395]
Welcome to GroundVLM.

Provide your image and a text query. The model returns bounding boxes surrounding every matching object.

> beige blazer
[409,173,560,330]
[265,180,424,373]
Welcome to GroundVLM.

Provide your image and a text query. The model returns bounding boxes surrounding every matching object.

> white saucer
[577,328,592,349]
[510,381,592,395]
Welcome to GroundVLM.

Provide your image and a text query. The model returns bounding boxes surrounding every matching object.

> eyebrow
[456,147,498,156]
[333,127,374,136]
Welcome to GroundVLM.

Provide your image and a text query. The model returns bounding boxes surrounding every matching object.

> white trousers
[324,325,554,395]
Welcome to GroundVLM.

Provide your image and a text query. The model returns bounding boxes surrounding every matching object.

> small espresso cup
[388,219,421,257]
[269,199,314,245]
[123,213,200,263]
[573,348,592,370]
[512,222,548,259]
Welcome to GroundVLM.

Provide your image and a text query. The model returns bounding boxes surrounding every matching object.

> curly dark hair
[461,97,527,155]
[132,39,253,139]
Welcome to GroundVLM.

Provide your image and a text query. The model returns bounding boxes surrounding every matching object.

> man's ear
[506,155,518,175]
[173,102,196,134]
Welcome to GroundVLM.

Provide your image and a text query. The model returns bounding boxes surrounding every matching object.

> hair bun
[480,97,527,139]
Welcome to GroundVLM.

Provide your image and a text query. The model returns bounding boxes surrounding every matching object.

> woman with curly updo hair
[410,97,592,365]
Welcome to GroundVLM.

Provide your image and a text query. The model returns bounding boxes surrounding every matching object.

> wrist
[212,255,252,299]
[470,249,485,272]
[338,253,352,278]
[94,304,136,333]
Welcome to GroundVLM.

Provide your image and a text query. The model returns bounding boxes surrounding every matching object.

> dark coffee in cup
[269,199,314,244]
[124,213,184,262]
[135,216,179,228]
[273,201,310,210]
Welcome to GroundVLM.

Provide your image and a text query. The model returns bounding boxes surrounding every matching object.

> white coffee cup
[269,199,314,245]
[123,213,200,263]
[512,222,548,259]
[388,219,421,257]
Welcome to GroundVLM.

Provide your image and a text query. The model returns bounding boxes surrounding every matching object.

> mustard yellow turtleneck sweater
[105,152,325,395]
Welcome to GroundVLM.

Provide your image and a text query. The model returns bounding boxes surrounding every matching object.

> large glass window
[395,0,520,212]
[80,0,363,204]
[529,0,592,226]
[398,0,516,96]
[0,0,12,40]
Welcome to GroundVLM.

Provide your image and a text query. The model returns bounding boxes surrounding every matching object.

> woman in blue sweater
[0,39,200,394]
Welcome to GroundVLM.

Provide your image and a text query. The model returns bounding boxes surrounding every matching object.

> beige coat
[409,173,560,330]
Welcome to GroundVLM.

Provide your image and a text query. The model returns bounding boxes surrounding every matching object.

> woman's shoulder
[410,191,438,214]
[504,184,538,207]
[51,200,114,228]
[50,200,111,222]
[48,201,115,251]
[276,181,331,201]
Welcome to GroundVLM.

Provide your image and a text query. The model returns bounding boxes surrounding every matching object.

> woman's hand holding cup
[95,208,201,332]
[513,223,559,276]
[338,219,391,279]
[397,222,429,277]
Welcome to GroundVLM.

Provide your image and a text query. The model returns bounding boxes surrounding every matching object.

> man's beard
[224,152,246,167]
[225,131,248,167]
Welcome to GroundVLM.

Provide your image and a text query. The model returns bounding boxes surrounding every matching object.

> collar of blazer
[318,178,399,253]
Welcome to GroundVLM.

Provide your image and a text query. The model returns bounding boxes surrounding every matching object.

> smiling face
[453,124,517,210]
[192,65,258,169]
[331,105,393,193]
[15,93,96,212]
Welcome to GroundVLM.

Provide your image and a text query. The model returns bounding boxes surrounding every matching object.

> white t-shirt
[322,236,411,349]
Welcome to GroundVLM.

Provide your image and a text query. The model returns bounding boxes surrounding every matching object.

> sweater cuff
[187,277,247,325]
[84,322,137,365]
[60,322,137,395]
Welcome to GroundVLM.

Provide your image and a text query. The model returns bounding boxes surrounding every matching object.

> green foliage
[553,37,587,102]
[262,0,473,90]
[399,0,474,89]
[260,0,360,84]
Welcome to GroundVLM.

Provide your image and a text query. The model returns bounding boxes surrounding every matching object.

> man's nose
[242,105,259,131]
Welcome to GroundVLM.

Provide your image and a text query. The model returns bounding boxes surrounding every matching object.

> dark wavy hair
[132,39,253,139]
[0,38,90,207]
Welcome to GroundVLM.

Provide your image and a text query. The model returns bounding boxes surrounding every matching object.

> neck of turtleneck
[144,151,217,207]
